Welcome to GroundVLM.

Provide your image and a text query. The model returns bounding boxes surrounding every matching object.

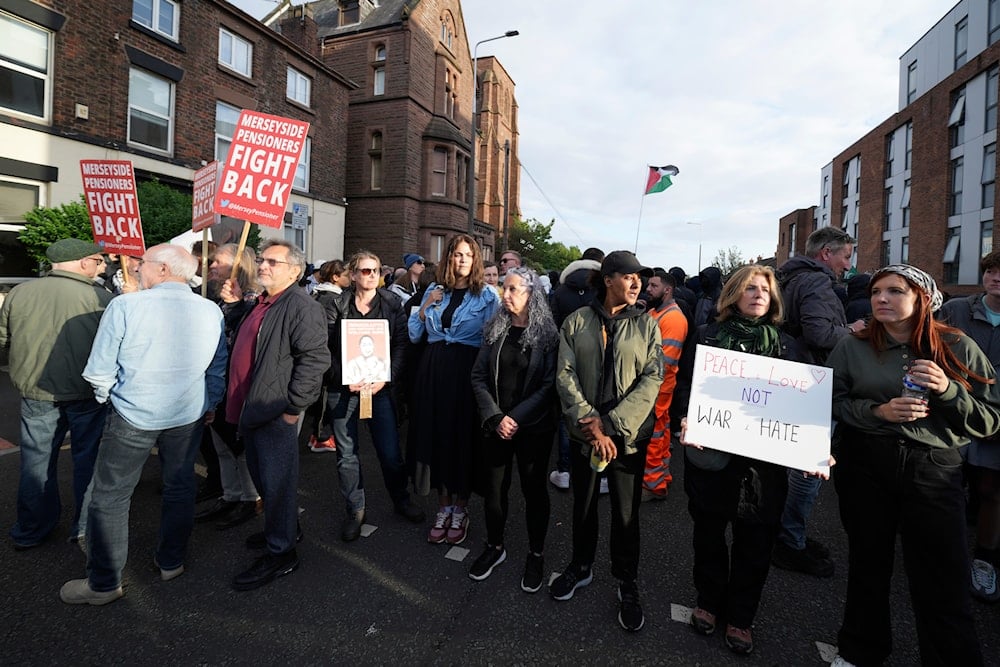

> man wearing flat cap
[0,238,112,550]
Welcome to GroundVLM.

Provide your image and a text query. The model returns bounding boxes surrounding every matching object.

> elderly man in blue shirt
[59,244,228,606]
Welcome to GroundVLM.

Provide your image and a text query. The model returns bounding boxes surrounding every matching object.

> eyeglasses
[356,267,379,276]
[83,256,106,265]
[255,257,290,267]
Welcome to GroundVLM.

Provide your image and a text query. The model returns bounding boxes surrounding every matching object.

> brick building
[777,0,1000,295]
[266,0,521,265]
[0,0,353,274]
[775,207,815,266]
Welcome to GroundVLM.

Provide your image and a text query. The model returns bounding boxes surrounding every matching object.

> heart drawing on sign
[811,369,827,384]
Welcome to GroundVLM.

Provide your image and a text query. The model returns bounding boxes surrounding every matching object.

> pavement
[1,372,999,665]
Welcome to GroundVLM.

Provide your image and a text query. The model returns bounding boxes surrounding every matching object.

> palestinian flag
[645,165,679,195]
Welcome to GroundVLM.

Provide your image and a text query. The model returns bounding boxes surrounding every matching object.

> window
[215,101,239,163]
[822,175,829,208]
[286,67,310,106]
[458,154,468,203]
[855,157,861,195]
[430,233,445,263]
[842,165,849,199]
[219,28,252,78]
[904,123,913,171]
[950,157,964,216]
[988,67,999,133]
[284,224,305,250]
[943,227,961,283]
[0,178,41,276]
[882,240,891,267]
[444,68,454,118]
[907,61,917,105]
[954,16,968,70]
[132,0,179,41]
[373,66,384,95]
[883,187,893,231]
[0,13,52,122]
[293,137,311,192]
[440,18,453,49]
[992,0,1000,46]
[128,67,173,152]
[340,1,360,26]
[902,236,909,263]
[902,179,911,227]
[950,89,966,148]
[431,147,447,196]
[983,221,994,257]
[369,132,382,190]
[885,134,894,178]
[984,143,997,209]
[374,45,386,62]
[789,222,797,256]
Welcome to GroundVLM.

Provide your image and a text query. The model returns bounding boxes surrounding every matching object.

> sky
[231,0,955,274]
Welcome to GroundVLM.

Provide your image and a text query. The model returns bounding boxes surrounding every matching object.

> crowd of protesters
[4,227,1000,664]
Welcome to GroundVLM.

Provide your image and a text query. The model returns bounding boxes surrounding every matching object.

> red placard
[213,110,309,228]
[79,159,145,256]
[192,161,220,232]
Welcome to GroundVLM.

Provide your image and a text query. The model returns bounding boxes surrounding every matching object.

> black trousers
[568,438,647,582]
[481,428,553,553]
[684,453,786,629]
[834,433,981,667]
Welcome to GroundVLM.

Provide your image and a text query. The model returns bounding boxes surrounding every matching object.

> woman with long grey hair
[469,266,560,592]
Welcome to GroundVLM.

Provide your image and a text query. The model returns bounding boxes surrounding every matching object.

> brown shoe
[725,625,753,654]
[690,607,716,635]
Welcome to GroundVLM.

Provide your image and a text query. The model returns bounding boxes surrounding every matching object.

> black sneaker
[549,563,593,601]
[469,544,506,581]
[772,540,834,578]
[521,553,544,593]
[617,580,645,632]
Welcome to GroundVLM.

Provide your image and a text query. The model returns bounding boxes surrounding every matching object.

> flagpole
[634,167,647,253]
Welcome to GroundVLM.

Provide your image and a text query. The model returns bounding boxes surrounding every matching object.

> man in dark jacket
[774,226,864,578]
[222,240,330,591]
[940,249,1000,602]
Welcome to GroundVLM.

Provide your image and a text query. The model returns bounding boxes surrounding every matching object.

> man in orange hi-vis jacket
[642,270,687,500]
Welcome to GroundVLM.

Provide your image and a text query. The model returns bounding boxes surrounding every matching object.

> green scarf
[716,313,782,358]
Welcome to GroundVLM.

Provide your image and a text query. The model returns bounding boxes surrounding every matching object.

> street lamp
[467,29,519,236]
[687,221,702,273]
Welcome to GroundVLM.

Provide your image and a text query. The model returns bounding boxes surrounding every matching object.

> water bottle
[901,373,929,400]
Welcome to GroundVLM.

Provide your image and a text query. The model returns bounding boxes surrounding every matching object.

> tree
[19,198,93,266]
[506,217,580,272]
[711,245,745,275]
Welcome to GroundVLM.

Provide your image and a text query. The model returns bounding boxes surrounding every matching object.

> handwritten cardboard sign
[685,344,831,473]
[192,161,220,232]
[79,159,145,255]
[213,110,309,228]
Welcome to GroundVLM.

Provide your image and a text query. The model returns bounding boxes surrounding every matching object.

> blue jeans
[778,468,821,550]
[11,397,107,546]
[327,388,408,514]
[86,410,203,591]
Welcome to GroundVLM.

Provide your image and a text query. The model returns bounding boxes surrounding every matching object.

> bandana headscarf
[869,264,944,312]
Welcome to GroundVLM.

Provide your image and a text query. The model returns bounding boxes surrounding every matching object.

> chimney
[279,3,319,59]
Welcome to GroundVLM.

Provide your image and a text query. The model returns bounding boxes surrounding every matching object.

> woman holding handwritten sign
[827,264,1000,667]
[676,264,807,655]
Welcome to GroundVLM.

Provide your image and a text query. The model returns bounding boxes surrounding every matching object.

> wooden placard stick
[359,384,373,419]
[229,220,251,285]
[200,229,209,298]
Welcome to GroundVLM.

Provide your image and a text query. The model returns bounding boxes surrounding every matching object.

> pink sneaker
[446,509,469,545]
[428,508,451,544]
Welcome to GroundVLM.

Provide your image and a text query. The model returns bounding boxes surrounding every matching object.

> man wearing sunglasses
[2,238,111,552]
[221,240,330,591]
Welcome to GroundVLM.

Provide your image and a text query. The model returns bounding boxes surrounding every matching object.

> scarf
[716,313,782,358]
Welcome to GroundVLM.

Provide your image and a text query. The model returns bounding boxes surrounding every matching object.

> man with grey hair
[1,238,111,550]
[60,244,228,605]
[221,239,329,591]
[773,226,865,579]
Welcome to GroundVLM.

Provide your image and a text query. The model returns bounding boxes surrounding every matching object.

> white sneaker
[548,470,570,489]
[970,558,1000,602]
[599,477,609,495]
[830,656,857,667]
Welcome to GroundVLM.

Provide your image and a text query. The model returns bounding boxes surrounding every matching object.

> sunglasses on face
[356,267,379,276]
[255,257,289,267]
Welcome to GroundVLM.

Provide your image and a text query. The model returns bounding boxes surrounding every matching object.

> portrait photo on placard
[341,319,391,385]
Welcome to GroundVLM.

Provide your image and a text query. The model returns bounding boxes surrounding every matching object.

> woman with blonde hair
[676,264,810,655]
[408,234,499,545]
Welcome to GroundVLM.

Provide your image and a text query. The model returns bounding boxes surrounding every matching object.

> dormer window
[341,1,360,26]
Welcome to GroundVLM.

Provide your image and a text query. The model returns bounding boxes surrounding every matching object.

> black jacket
[225,286,330,430]
[470,329,558,434]
[321,287,408,386]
